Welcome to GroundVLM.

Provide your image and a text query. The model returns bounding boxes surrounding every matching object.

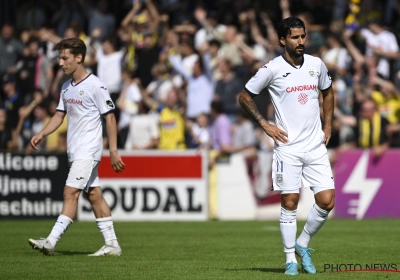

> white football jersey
[245,54,332,152]
[56,74,115,161]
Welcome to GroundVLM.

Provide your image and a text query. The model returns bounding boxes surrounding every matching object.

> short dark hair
[211,100,224,114]
[26,36,40,46]
[102,36,120,51]
[54,38,86,63]
[209,39,221,49]
[276,17,306,48]
[66,22,82,36]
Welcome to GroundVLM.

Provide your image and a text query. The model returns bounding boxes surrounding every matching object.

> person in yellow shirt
[370,76,400,124]
[157,89,186,150]
[141,86,186,150]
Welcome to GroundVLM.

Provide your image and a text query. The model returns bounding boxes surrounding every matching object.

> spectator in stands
[173,40,199,86]
[95,36,124,122]
[116,68,142,149]
[194,7,226,51]
[199,39,222,83]
[219,25,242,67]
[210,100,231,152]
[353,98,390,157]
[16,2,46,31]
[187,113,211,150]
[10,89,45,151]
[125,101,159,150]
[360,18,399,79]
[78,0,116,42]
[17,37,53,98]
[369,75,400,124]
[51,0,85,38]
[297,12,326,56]
[0,23,24,79]
[222,108,257,156]
[2,74,24,150]
[121,0,160,50]
[157,89,186,150]
[159,30,180,65]
[169,52,213,119]
[215,59,243,120]
[141,87,186,150]
[322,32,351,78]
[25,103,50,153]
[136,31,161,88]
[146,63,173,105]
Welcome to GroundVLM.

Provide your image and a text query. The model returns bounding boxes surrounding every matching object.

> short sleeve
[244,65,273,96]
[318,60,332,91]
[56,92,66,112]
[149,118,160,139]
[360,28,369,39]
[93,84,115,115]
[146,81,157,93]
[127,84,142,102]
[386,32,399,52]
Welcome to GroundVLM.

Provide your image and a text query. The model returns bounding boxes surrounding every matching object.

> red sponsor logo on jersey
[298,93,308,104]
[286,84,317,93]
[64,99,83,105]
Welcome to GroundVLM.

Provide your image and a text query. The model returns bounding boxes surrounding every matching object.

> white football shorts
[66,160,100,192]
[272,144,335,194]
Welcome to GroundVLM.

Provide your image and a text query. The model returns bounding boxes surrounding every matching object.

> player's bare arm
[238,90,288,145]
[321,86,334,146]
[104,113,126,173]
[30,111,66,150]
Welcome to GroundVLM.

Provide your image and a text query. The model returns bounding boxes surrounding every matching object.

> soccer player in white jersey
[28,38,126,256]
[239,17,335,276]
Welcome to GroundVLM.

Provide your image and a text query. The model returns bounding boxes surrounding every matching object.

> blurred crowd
[1,0,400,171]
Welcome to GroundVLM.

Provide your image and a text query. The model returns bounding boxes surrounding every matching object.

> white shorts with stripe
[272,144,335,194]
[66,160,100,192]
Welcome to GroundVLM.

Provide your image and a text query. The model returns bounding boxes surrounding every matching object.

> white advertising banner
[77,151,208,221]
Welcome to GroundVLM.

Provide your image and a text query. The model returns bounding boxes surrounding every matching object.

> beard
[287,45,305,58]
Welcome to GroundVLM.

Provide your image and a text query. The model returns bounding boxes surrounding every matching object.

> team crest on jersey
[276,174,283,184]
[78,88,85,97]
[308,68,319,78]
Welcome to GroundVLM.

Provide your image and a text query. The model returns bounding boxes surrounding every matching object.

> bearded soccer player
[239,17,335,276]
[28,38,126,256]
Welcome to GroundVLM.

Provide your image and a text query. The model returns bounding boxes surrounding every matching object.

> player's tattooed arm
[239,90,288,145]
[238,90,264,123]
[321,86,334,146]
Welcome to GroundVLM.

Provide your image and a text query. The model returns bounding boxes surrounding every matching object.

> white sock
[96,217,119,247]
[280,207,297,264]
[47,214,73,247]
[297,204,329,248]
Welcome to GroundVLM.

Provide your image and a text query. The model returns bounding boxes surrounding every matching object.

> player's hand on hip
[30,134,43,150]
[261,121,288,146]
[110,152,126,173]
[323,127,331,146]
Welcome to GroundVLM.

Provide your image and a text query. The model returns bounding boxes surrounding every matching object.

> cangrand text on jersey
[64,99,83,105]
[286,84,317,93]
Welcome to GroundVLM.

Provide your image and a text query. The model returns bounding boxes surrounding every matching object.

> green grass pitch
[1,220,399,279]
